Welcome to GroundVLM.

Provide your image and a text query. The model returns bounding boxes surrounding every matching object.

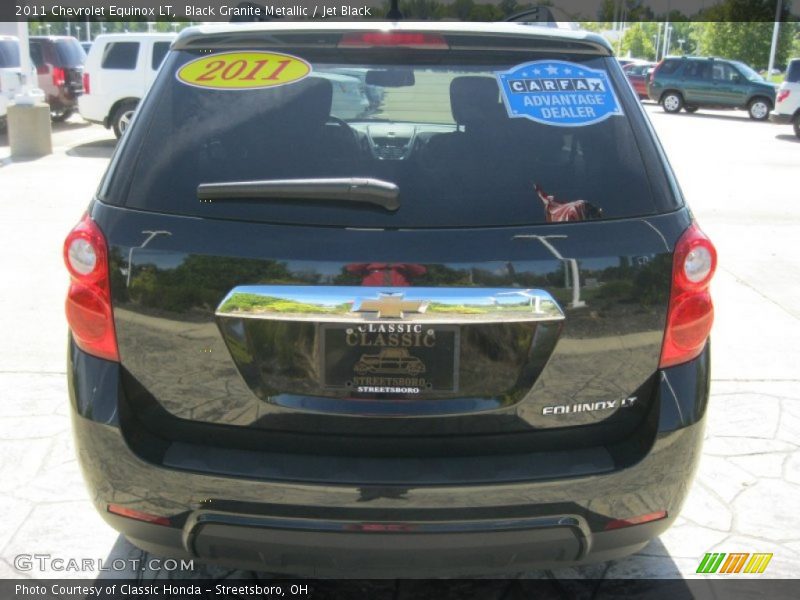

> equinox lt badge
[542,396,638,415]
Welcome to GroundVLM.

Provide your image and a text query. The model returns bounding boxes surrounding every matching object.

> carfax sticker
[176,51,311,90]
[496,60,623,127]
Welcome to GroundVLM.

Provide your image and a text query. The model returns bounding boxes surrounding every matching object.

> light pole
[512,235,586,309]
[126,231,172,288]
[767,0,783,80]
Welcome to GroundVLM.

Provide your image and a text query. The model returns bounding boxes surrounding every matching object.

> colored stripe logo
[697,553,773,574]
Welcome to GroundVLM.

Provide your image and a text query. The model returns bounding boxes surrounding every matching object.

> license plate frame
[319,323,460,395]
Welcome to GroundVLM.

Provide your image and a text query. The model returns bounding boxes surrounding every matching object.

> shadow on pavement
[67,138,117,159]
[51,117,93,132]
[95,533,691,598]
[671,111,758,123]
[774,133,799,143]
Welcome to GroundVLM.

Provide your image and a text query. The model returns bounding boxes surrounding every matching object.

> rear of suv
[29,35,86,121]
[771,58,800,138]
[0,35,24,129]
[79,33,176,138]
[65,23,716,577]
[649,55,776,120]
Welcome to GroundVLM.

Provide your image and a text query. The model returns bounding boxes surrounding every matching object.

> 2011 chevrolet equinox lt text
[64,22,716,577]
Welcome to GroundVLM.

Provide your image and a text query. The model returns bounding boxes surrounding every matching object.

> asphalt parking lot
[0,103,798,585]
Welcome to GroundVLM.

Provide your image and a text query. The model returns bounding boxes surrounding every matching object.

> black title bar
[5,0,800,22]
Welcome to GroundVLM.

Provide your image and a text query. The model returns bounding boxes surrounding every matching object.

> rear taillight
[777,89,790,103]
[51,66,65,87]
[64,214,119,362]
[650,60,664,83]
[605,510,668,531]
[82,72,90,94]
[339,32,448,49]
[659,223,717,369]
[107,504,171,526]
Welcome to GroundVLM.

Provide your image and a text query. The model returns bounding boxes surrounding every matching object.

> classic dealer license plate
[321,323,459,395]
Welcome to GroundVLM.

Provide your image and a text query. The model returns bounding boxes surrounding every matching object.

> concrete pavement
[0,105,798,581]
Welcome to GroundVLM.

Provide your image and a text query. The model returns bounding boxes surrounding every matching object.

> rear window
[54,38,85,67]
[105,46,669,228]
[625,64,650,76]
[657,59,681,76]
[29,42,44,68]
[786,60,800,83]
[152,42,170,70]
[0,40,20,68]
[102,42,139,70]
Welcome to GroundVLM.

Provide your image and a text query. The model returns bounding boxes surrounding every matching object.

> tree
[498,0,518,17]
[452,0,475,20]
[399,0,443,19]
[697,22,795,70]
[622,23,656,60]
[620,23,656,60]
[468,3,504,20]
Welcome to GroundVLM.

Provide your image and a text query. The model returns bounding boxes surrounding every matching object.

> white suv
[78,33,176,137]
[0,36,26,129]
[771,58,800,139]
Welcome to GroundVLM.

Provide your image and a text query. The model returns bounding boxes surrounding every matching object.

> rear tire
[661,92,683,114]
[51,107,74,122]
[793,114,800,139]
[112,100,138,138]
[747,97,771,121]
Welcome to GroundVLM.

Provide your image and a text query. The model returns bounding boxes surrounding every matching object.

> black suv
[65,23,716,577]
[649,55,777,120]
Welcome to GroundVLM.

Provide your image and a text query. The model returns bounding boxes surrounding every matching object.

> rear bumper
[69,340,710,577]
[77,94,110,126]
[769,112,794,124]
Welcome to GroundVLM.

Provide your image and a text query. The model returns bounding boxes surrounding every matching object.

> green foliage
[621,23,656,60]
[398,0,443,20]
[468,3,504,20]
[125,255,305,314]
[791,27,800,59]
[597,0,655,21]
[219,294,349,315]
[696,22,795,70]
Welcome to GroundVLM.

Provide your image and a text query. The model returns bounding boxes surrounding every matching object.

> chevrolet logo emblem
[353,293,428,319]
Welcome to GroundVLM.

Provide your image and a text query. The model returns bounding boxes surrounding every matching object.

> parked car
[622,60,656,99]
[0,35,41,131]
[770,58,800,138]
[648,56,777,120]
[316,71,371,119]
[78,33,176,137]
[29,36,86,121]
[0,35,24,129]
[65,22,716,577]
[326,66,385,109]
[354,348,427,376]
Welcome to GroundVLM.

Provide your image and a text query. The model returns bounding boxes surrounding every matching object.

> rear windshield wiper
[197,178,400,211]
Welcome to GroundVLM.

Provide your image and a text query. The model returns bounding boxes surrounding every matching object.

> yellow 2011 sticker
[176,51,311,90]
